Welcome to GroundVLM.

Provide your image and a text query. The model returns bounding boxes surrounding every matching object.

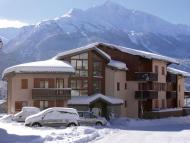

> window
[40,101,48,110]
[125,82,127,89]
[70,79,88,96]
[161,66,165,75]
[70,53,88,77]
[39,80,49,88]
[93,79,102,93]
[56,79,64,88]
[93,61,102,76]
[117,82,120,91]
[154,65,158,73]
[21,79,28,89]
[83,112,91,118]
[124,100,127,108]
[15,101,27,111]
[154,99,159,108]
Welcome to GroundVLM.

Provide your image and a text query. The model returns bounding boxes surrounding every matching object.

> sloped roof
[167,67,190,77]
[55,42,179,64]
[2,59,75,79]
[54,43,111,61]
[68,94,124,105]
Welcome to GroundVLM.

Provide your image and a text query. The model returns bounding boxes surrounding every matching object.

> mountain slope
[1,1,190,75]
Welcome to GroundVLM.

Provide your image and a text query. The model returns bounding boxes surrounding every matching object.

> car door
[78,112,86,126]
[42,111,60,126]
[83,112,95,126]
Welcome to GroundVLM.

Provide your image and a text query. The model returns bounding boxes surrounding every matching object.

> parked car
[78,111,107,126]
[25,107,79,127]
[13,107,40,122]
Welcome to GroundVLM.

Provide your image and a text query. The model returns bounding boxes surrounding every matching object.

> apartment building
[2,42,190,118]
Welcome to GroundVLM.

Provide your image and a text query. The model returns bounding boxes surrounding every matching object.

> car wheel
[32,122,42,127]
[96,122,103,126]
[68,123,77,127]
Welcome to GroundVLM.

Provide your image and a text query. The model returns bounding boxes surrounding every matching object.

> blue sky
[0,0,189,28]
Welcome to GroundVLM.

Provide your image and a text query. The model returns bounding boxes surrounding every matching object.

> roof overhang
[167,67,190,78]
[68,94,124,105]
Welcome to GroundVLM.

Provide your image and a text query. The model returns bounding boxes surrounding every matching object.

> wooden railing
[32,88,71,100]
[135,90,158,100]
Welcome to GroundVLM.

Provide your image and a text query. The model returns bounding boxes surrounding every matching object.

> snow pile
[0,114,14,123]
[0,121,110,143]
[152,108,182,112]
[2,59,75,79]
[108,60,128,70]
[1,115,190,143]
[110,115,190,128]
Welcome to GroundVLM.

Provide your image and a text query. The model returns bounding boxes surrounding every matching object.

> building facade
[3,42,190,118]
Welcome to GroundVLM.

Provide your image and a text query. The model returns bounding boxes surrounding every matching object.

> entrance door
[138,99,152,118]
[90,100,108,119]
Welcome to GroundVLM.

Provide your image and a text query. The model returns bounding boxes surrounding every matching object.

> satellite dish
[0,38,3,49]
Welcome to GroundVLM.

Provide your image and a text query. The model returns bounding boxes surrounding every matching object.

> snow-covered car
[25,107,79,127]
[13,107,40,122]
[78,111,107,126]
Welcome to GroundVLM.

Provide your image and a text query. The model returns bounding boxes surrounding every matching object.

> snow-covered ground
[1,114,190,143]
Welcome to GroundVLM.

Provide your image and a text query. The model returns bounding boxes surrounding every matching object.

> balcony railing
[166,91,177,99]
[166,83,177,91]
[135,72,158,81]
[167,74,177,83]
[32,88,71,100]
[135,90,158,100]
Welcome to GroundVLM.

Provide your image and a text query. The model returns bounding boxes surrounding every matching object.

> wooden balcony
[166,83,177,91]
[135,72,158,81]
[166,91,177,99]
[167,74,177,83]
[135,91,158,100]
[32,88,71,100]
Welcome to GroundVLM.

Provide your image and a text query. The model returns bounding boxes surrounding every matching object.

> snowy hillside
[0,1,190,74]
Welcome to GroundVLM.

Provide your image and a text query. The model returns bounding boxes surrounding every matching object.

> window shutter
[34,79,40,88]
[21,79,28,89]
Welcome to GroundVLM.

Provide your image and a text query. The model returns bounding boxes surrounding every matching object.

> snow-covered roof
[2,59,75,79]
[0,100,6,105]
[55,42,179,64]
[108,60,128,70]
[54,43,111,61]
[99,43,179,64]
[68,94,124,105]
[167,67,190,77]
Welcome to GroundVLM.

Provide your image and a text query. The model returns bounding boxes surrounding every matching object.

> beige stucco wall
[177,75,184,107]
[105,67,139,118]
[7,73,70,113]
[152,60,167,109]
[126,81,139,118]
[152,60,166,83]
